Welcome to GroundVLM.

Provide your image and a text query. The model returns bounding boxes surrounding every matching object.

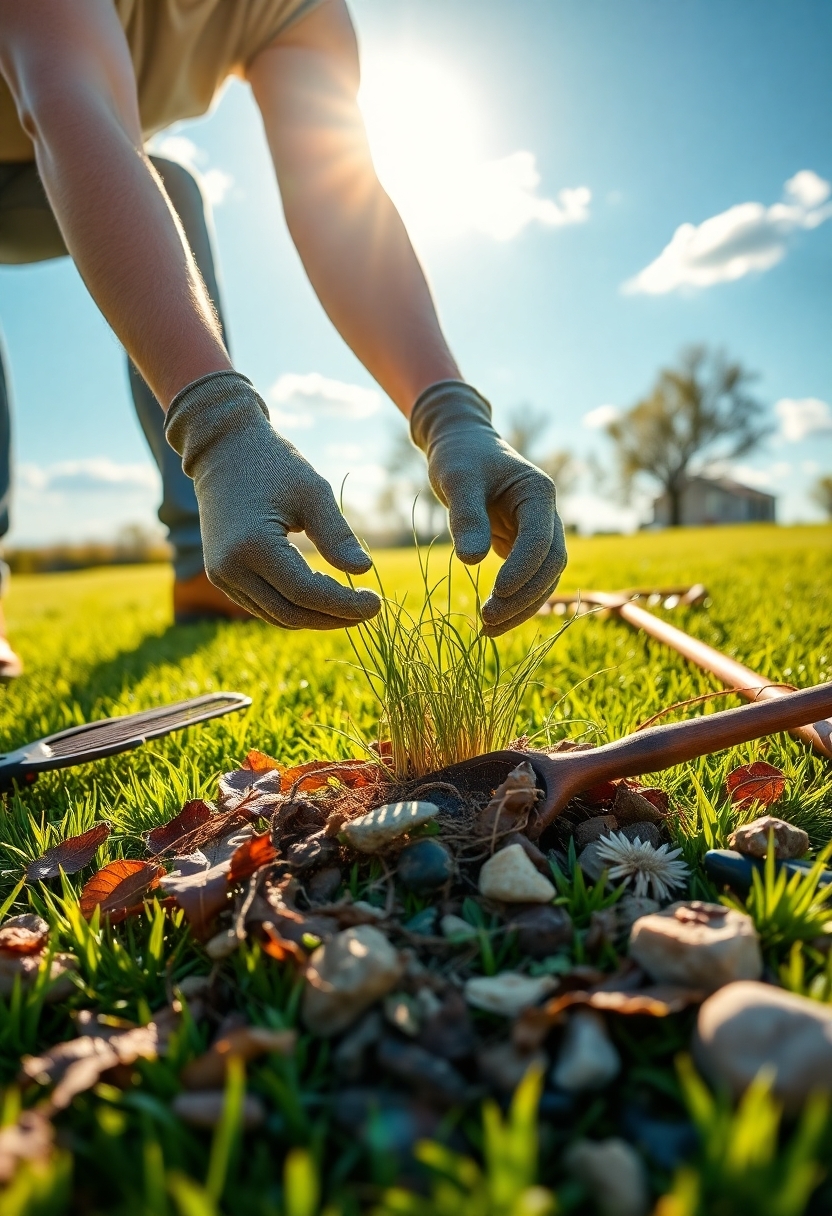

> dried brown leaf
[227,831,276,884]
[0,1110,54,1184]
[160,863,232,936]
[79,860,164,922]
[260,923,307,966]
[145,800,214,855]
[26,822,111,883]
[725,761,786,808]
[242,749,282,772]
[180,1024,296,1089]
[279,758,376,793]
[0,914,49,956]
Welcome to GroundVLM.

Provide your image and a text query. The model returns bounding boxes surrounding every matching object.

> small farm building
[653,476,776,527]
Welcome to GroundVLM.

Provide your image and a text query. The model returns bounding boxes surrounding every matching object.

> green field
[2,523,832,1214]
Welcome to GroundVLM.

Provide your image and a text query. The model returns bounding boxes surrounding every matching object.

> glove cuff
[165,370,270,476]
[410,380,494,454]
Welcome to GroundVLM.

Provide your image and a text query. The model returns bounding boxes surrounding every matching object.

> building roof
[662,474,775,503]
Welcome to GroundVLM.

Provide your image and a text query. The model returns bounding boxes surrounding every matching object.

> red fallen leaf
[584,779,620,806]
[726,761,786,808]
[26,822,112,883]
[279,759,375,793]
[242,749,282,773]
[228,832,276,884]
[145,800,214,855]
[80,861,164,922]
[638,787,670,815]
[0,914,49,956]
[261,922,307,966]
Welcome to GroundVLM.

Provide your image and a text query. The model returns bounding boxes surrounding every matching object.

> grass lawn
[1,523,831,1214]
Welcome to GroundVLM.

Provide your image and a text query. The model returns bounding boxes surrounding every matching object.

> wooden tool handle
[561,681,832,789]
[617,601,832,759]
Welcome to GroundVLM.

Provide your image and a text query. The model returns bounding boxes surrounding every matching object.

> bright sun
[358,53,589,245]
[358,53,483,243]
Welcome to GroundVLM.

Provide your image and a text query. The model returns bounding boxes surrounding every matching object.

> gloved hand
[165,370,381,629]
[411,380,567,636]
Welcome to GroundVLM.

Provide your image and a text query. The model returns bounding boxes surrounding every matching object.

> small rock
[384,993,421,1037]
[377,1036,470,1106]
[465,972,557,1018]
[284,832,338,872]
[565,1138,650,1216]
[334,1010,383,1080]
[619,821,664,850]
[404,907,437,935]
[478,844,556,904]
[351,900,386,920]
[205,928,241,961]
[507,905,573,959]
[478,1041,549,1094]
[728,815,809,861]
[629,901,762,992]
[307,866,342,903]
[343,801,439,853]
[334,1087,441,1154]
[172,1090,265,1129]
[616,895,660,937]
[614,784,665,826]
[440,914,479,942]
[397,840,453,893]
[552,1010,620,1091]
[585,907,619,953]
[175,975,211,1001]
[577,840,608,884]
[574,815,619,851]
[302,925,404,1036]
[499,832,551,875]
[418,989,477,1060]
[694,980,832,1111]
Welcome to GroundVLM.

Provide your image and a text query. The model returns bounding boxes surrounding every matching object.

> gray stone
[465,972,557,1018]
[334,1010,383,1080]
[343,801,439,853]
[619,821,664,850]
[284,832,338,871]
[307,866,342,903]
[417,988,477,1061]
[613,784,665,826]
[629,901,762,992]
[552,1010,621,1091]
[616,895,660,936]
[376,1036,470,1106]
[574,815,619,851]
[565,1138,650,1216]
[478,1041,549,1094]
[578,840,608,884]
[585,907,619,952]
[478,844,556,903]
[404,907,437,935]
[694,980,832,1112]
[302,925,404,1036]
[440,914,479,942]
[728,815,809,861]
[397,840,453,892]
[508,905,573,959]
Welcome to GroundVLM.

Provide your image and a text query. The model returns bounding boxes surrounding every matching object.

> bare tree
[606,346,771,526]
[811,475,832,520]
[379,428,448,544]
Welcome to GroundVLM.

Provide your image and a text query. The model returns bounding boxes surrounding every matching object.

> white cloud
[775,397,832,442]
[624,170,832,295]
[583,404,620,429]
[149,134,234,206]
[268,373,381,430]
[359,54,590,244]
[19,459,160,494]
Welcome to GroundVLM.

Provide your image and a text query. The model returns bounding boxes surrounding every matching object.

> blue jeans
[0,155,224,581]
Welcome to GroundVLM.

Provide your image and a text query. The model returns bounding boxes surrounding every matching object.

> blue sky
[1,0,830,546]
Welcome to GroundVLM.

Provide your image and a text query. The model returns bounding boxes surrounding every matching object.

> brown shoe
[173,570,256,625]
[0,603,23,680]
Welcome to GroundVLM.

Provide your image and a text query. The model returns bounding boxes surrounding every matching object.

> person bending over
[0,0,567,673]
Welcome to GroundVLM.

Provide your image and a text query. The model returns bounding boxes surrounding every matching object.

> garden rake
[540,585,832,761]
[0,691,251,793]
[425,680,832,838]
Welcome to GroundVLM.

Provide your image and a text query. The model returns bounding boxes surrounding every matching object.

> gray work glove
[411,380,567,636]
[165,371,381,629]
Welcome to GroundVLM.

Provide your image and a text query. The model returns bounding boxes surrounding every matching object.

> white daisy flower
[595,831,689,902]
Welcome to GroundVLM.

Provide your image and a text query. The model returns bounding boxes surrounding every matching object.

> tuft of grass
[347,548,565,778]
[722,836,832,956]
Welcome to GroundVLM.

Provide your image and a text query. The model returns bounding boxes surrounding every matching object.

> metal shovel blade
[0,692,252,791]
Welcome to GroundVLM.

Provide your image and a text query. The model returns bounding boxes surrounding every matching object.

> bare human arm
[0,0,381,629]
[0,0,231,407]
[251,1,567,631]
